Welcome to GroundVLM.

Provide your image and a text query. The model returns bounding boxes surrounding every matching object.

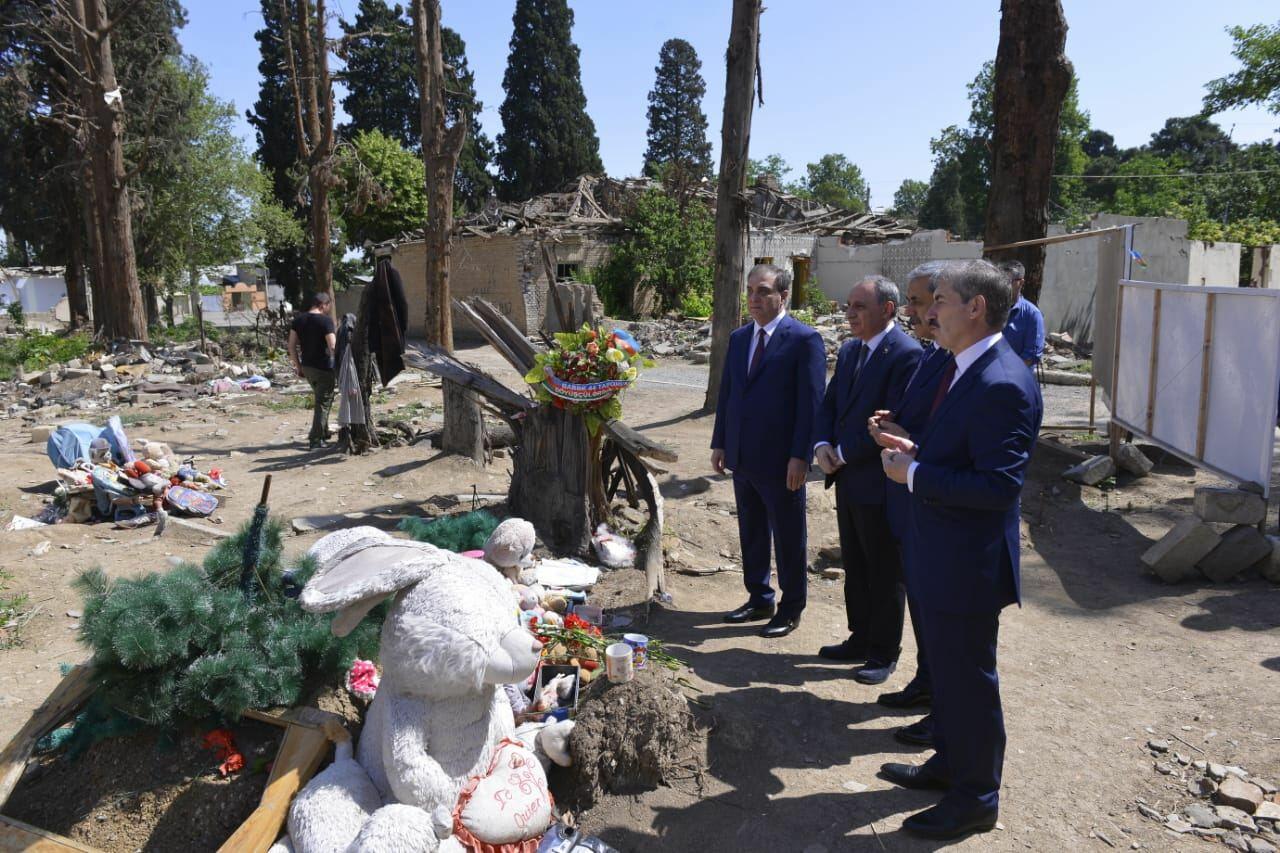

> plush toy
[272,527,554,853]
[482,518,536,581]
[513,720,575,772]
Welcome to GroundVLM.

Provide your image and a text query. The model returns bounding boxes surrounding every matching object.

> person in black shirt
[288,292,337,449]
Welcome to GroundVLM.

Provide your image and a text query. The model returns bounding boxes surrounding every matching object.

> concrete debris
[1140,517,1221,583]
[1216,776,1266,814]
[1063,454,1115,486]
[1115,443,1154,477]
[1197,525,1273,583]
[1194,486,1267,525]
[820,567,845,580]
[1259,536,1280,584]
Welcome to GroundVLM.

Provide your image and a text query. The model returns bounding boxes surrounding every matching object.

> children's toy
[274,527,556,853]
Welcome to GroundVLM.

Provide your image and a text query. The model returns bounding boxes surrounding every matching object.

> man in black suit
[711,264,827,638]
[871,262,954,745]
[877,260,1043,841]
[812,276,921,683]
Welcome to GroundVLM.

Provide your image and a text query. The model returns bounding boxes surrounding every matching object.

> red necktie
[749,328,767,377]
[928,360,958,419]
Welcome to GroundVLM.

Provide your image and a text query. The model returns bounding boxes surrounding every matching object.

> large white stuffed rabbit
[274,526,550,853]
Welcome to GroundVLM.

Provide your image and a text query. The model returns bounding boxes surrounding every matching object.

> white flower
[623,367,638,381]
[605,347,625,363]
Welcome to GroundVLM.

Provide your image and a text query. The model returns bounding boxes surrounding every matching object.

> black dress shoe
[893,715,934,747]
[818,636,867,662]
[760,613,800,638]
[902,802,997,840]
[877,680,931,708]
[878,761,949,791]
[723,602,776,623]
[853,660,897,685]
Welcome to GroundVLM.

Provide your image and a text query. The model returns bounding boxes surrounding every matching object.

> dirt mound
[558,666,704,810]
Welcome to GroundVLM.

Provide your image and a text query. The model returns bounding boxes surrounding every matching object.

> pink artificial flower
[346,659,380,700]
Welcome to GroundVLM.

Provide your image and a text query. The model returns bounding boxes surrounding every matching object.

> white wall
[4,275,68,313]
[813,230,982,302]
[1188,240,1243,285]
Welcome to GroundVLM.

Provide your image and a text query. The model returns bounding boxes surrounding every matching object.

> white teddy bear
[272,526,557,853]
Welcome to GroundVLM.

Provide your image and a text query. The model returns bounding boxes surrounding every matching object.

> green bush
[0,330,91,376]
[150,316,220,344]
[75,516,384,727]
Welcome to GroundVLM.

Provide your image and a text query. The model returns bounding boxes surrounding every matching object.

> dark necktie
[749,328,767,378]
[928,360,958,419]
[851,344,869,385]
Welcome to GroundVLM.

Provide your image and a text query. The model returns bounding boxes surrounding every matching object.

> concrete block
[1141,518,1222,583]
[99,365,117,380]
[62,367,94,379]
[1197,525,1273,583]
[1260,536,1280,584]
[29,424,57,444]
[1063,454,1115,486]
[1194,486,1266,525]
[1116,443,1154,477]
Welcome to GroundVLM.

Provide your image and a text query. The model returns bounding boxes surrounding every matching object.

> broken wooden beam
[403,344,532,418]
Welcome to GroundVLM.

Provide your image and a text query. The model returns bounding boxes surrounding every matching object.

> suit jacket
[906,338,1043,614]
[885,344,953,539]
[814,325,921,504]
[711,314,827,482]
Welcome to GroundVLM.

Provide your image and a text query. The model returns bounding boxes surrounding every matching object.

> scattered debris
[1062,454,1115,486]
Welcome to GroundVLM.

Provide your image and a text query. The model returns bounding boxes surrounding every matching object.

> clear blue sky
[180,0,1279,208]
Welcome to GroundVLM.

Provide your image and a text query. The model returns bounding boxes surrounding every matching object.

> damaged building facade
[382,175,912,340]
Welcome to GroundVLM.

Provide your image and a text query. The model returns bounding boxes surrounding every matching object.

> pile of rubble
[1141,486,1278,584]
[1041,331,1093,385]
[1137,737,1280,851]
[2,341,296,422]
[624,312,853,366]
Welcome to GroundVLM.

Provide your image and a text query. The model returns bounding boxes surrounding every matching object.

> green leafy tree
[496,0,602,201]
[248,0,310,305]
[643,38,712,179]
[1147,115,1237,168]
[747,153,793,185]
[891,179,929,218]
[800,153,869,211]
[334,129,427,249]
[918,60,1091,236]
[1204,20,1280,130]
[593,189,715,317]
[339,0,494,210]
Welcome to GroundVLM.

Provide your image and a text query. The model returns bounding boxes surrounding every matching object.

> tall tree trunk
[413,0,481,462]
[704,0,761,411]
[73,0,147,341]
[64,205,89,330]
[80,161,106,335]
[983,0,1072,305]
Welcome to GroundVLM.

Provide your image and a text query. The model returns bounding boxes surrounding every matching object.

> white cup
[605,642,634,683]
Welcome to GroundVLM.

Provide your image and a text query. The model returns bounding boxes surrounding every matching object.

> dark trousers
[733,471,807,617]
[919,607,1005,813]
[899,540,931,689]
[836,490,903,664]
[301,366,335,444]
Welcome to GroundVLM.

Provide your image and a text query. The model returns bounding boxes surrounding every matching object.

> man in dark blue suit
[869,262,955,743]
[812,276,921,683]
[877,260,1043,841]
[711,264,826,638]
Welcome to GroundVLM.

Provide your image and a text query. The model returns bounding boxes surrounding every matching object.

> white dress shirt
[906,331,1004,491]
[747,308,787,370]
[815,319,897,463]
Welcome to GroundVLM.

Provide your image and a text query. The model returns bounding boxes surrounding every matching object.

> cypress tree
[248,0,310,304]
[642,38,712,179]
[340,0,494,210]
[496,0,602,201]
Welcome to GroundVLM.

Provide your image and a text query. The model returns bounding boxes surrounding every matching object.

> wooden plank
[602,419,679,464]
[470,297,540,370]
[1108,285,1126,460]
[453,298,527,375]
[0,662,96,811]
[1195,292,1217,458]
[1145,288,1162,434]
[216,720,334,853]
[982,225,1132,254]
[403,344,533,415]
[0,816,100,852]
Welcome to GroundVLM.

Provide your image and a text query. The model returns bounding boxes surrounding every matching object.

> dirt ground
[1,342,1277,852]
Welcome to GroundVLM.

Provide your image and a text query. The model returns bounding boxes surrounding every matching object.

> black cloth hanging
[366,258,409,385]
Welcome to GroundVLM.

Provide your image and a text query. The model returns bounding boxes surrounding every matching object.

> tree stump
[509,405,593,556]
[442,379,485,463]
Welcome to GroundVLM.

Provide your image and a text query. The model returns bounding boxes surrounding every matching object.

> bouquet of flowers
[524,324,652,433]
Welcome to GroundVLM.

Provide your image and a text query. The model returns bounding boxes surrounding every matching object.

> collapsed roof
[380,174,914,246]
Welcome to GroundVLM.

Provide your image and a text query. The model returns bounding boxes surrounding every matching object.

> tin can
[605,642,634,683]
[623,633,649,670]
